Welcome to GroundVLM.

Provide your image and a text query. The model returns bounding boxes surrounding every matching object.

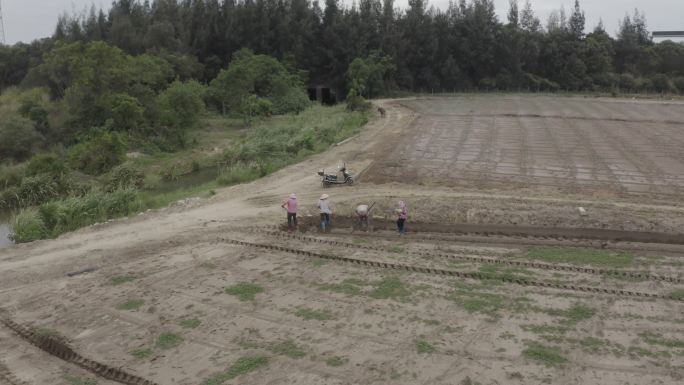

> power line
[0,0,6,45]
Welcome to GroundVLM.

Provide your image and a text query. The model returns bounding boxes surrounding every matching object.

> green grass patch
[216,162,262,186]
[270,339,306,358]
[325,356,348,367]
[452,280,488,292]
[527,247,633,268]
[116,299,144,311]
[180,318,201,329]
[627,346,654,357]
[451,292,506,314]
[547,304,595,325]
[8,208,47,243]
[369,276,411,300]
[416,340,435,354]
[579,337,606,353]
[110,275,137,285]
[199,262,217,269]
[449,280,533,316]
[35,328,66,341]
[639,332,684,349]
[389,245,405,253]
[312,259,328,267]
[130,348,152,359]
[64,376,97,385]
[225,282,264,301]
[156,332,183,350]
[214,105,368,189]
[669,289,684,301]
[201,356,269,385]
[295,308,332,321]
[521,324,569,335]
[522,342,567,366]
[139,180,218,209]
[318,278,365,296]
[460,376,483,385]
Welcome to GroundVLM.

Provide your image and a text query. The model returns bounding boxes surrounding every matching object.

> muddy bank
[288,214,684,245]
[290,193,684,237]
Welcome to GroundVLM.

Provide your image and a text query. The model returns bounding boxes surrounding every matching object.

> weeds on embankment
[10,189,143,243]
[7,105,368,244]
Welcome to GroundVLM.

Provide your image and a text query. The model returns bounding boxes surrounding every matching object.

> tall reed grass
[11,188,143,243]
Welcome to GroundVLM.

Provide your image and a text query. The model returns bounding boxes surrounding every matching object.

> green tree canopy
[210,49,309,117]
[347,51,396,98]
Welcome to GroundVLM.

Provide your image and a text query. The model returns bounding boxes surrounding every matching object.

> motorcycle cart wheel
[346,177,354,186]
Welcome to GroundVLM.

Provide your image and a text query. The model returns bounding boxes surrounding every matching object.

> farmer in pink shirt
[281,193,298,231]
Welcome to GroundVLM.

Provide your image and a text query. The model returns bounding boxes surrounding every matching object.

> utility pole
[0,0,6,45]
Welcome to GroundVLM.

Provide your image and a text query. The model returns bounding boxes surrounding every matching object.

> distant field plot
[366,96,684,201]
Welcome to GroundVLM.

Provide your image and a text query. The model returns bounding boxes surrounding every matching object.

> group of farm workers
[281,193,408,234]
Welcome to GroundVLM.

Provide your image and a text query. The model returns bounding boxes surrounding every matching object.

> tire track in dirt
[249,229,683,284]
[0,311,158,385]
[217,237,683,301]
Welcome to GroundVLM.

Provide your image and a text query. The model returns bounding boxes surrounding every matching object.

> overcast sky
[2,0,683,45]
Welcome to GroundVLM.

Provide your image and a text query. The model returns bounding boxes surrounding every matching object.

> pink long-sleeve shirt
[284,198,298,213]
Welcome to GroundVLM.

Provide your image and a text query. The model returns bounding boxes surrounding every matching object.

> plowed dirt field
[366,96,684,202]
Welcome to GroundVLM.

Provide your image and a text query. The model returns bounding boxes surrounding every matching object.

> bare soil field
[366,96,684,203]
[1,95,683,385]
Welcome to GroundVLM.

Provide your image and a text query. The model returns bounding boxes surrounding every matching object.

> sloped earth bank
[1,96,683,385]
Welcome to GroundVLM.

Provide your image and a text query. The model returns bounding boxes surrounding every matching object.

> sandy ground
[0,95,683,385]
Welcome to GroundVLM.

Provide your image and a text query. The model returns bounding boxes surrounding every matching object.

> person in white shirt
[317,194,333,232]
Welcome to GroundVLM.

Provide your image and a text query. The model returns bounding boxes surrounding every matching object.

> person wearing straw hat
[317,194,333,233]
[396,200,408,235]
[355,202,375,231]
[281,193,298,232]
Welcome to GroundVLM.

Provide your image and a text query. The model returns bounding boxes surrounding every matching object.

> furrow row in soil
[245,228,682,284]
[217,237,683,301]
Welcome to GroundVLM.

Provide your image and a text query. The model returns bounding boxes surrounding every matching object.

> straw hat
[320,194,329,200]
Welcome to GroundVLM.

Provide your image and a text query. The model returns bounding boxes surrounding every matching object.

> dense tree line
[2,0,683,96]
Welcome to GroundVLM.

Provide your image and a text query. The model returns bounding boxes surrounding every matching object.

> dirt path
[1,96,683,385]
